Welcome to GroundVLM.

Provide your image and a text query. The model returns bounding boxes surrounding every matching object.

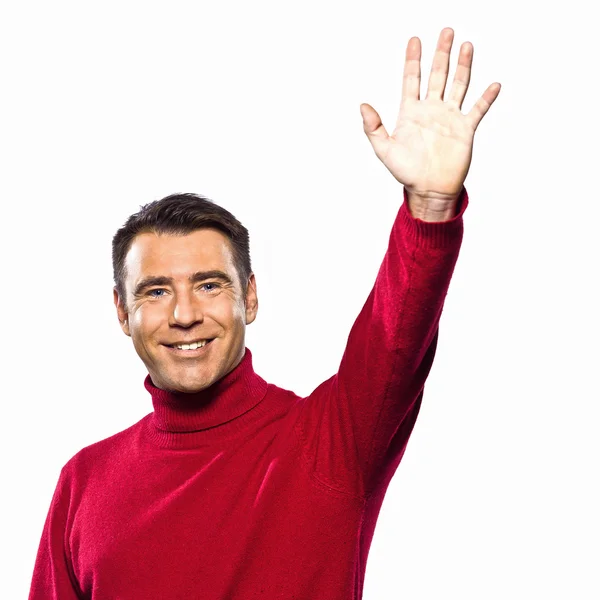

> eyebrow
[133,270,234,297]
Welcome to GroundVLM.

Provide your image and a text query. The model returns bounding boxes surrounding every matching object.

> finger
[426,27,454,101]
[447,42,473,111]
[360,103,390,161]
[401,37,421,103]
[466,83,502,131]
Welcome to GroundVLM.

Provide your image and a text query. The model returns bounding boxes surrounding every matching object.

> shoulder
[61,414,150,480]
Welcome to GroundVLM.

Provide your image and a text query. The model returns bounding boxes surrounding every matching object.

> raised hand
[360,27,501,218]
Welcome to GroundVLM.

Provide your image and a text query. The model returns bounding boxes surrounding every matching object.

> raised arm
[296,28,500,498]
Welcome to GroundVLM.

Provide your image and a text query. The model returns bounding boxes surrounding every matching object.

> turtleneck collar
[143,347,270,449]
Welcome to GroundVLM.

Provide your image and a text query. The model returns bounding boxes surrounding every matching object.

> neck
[143,347,270,449]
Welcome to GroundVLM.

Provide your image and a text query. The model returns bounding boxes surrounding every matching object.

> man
[29,27,500,599]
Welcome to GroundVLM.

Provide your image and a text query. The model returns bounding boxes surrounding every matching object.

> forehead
[125,228,236,280]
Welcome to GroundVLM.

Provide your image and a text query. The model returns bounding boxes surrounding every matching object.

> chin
[148,365,214,393]
[182,379,214,393]
[168,373,215,393]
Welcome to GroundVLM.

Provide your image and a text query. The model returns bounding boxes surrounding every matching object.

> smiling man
[116,222,257,394]
[29,27,500,600]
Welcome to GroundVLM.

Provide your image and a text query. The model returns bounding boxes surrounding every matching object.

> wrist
[406,189,461,223]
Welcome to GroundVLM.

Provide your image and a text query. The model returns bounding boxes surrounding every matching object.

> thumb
[360,103,389,159]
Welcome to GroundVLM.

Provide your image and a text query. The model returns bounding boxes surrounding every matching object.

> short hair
[112,192,252,307]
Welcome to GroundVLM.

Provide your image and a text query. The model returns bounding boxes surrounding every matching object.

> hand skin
[405,189,461,222]
[361,27,501,222]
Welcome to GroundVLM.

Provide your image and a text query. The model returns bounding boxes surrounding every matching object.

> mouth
[163,338,215,357]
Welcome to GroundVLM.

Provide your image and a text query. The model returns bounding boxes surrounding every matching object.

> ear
[113,287,131,337]
[244,273,259,325]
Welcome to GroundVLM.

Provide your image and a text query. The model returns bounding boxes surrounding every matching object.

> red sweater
[29,187,467,599]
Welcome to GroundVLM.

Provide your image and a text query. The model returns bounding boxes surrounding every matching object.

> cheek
[131,305,165,339]
[217,298,245,324]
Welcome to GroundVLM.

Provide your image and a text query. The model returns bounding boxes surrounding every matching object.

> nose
[169,290,205,328]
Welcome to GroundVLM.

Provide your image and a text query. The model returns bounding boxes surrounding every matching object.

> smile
[164,339,215,356]
[170,339,212,350]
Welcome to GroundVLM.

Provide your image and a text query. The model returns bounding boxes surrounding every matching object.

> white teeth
[174,340,209,350]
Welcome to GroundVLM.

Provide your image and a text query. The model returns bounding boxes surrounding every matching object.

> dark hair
[112,192,252,307]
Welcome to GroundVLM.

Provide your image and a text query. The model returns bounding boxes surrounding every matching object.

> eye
[147,288,167,297]
[201,282,221,292]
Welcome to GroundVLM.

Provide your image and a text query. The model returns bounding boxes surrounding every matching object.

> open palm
[361,28,501,202]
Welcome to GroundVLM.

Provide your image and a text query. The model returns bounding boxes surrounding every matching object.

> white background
[2,1,598,598]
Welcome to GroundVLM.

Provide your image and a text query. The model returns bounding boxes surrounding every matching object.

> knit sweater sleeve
[28,464,83,600]
[297,186,467,499]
